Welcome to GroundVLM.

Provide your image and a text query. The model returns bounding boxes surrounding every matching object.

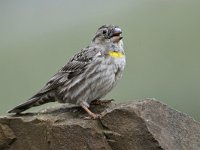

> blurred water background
[0,0,200,120]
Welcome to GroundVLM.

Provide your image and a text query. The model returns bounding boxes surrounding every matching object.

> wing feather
[31,47,101,97]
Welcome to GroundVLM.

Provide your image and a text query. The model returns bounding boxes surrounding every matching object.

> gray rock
[0,99,200,150]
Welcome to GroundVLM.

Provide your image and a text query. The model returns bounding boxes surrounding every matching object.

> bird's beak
[111,27,123,43]
[113,27,122,36]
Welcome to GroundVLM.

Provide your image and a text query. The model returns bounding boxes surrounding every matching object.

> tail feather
[8,96,56,114]
[8,98,39,114]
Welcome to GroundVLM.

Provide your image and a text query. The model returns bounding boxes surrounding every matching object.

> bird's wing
[31,47,101,97]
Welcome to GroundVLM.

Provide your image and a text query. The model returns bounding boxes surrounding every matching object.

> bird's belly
[86,66,116,103]
[61,57,125,106]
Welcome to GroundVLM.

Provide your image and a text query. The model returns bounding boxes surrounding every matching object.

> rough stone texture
[0,99,200,150]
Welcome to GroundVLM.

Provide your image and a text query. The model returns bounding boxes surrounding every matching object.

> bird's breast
[108,51,125,58]
[107,51,126,69]
[103,51,126,81]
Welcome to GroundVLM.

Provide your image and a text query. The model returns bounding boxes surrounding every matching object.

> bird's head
[92,25,123,44]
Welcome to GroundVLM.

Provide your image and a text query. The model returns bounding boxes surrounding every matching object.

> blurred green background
[0,0,200,120]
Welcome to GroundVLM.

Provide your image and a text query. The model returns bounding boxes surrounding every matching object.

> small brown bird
[8,25,126,119]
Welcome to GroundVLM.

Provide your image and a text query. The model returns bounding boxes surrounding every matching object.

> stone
[0,99,199,150]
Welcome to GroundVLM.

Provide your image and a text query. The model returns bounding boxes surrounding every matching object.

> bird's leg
[91,99,114,105]
[80,102,100,119]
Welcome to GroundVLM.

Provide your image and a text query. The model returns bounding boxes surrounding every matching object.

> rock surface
[0,99,200,150]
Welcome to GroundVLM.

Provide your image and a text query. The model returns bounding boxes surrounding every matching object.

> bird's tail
[8,96,55,114]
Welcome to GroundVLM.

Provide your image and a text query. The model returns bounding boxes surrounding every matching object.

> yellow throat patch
[108,51,125,58]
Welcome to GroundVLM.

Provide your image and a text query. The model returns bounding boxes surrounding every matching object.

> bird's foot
[83,113,102,120]
[91,99,114,105]
[80,102,102,120]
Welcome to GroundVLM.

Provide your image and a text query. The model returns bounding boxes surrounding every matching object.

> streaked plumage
[8,25,126,118]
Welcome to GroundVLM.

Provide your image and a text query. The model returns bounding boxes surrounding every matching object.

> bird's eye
[102,30,107,34]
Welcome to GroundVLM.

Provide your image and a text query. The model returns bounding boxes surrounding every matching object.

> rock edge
[0,99,200,150]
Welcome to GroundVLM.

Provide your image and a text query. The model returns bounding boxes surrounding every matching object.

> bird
[8,25,126,119]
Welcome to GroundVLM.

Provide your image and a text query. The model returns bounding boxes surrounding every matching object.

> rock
[0,99,200,150]
[0,124,16,149]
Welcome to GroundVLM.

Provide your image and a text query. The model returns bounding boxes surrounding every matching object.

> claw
[83,114,101,120]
